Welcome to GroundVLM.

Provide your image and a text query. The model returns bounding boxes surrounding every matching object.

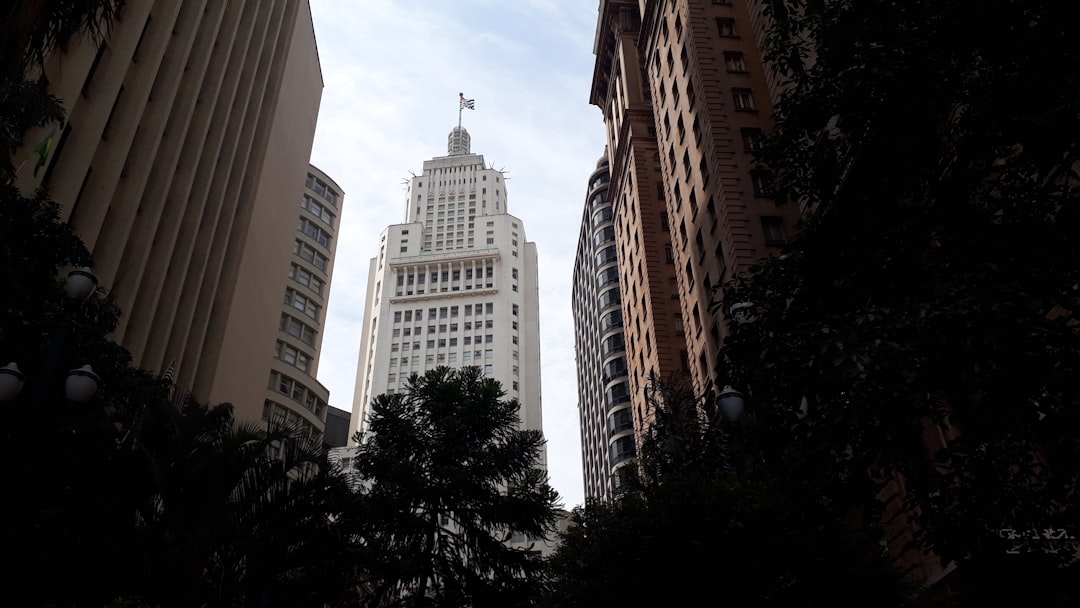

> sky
[307,1,608,510]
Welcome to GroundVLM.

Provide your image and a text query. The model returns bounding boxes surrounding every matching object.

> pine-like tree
[350,366,559,607]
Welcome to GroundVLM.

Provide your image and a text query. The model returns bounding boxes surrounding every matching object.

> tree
[120,395,363,608]
[546,379,907,607]
[1,0,124,181]
[350,366,559,607]
[716,0,1080,602]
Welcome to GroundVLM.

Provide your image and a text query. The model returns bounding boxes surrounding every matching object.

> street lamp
[716,385,745,422]
[65,364,100,403]
[8,266,103,408]
[64,267,98,301]
[728,302,757,325]
[0,362,25,401]
[0,361,100,403]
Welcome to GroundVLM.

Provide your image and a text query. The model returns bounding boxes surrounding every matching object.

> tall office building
[572,155,635,501]
[349,127,544,468]
[12,0,325,419]
[588,0,801,436]
[264,165,343,441]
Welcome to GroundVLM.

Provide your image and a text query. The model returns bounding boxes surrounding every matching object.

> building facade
[349,127,545,469]
[263,165,343,442]
[589,0,801,429]
[572,155,635,502]
[12,0,325,419]
[590,0,692,441]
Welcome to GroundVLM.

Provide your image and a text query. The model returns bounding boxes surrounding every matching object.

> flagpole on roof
[458,92,463,130]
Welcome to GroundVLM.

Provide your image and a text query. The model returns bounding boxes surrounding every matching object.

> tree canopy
[546,379,907,607]
[714,0,1080,601]
[350,366,559,607]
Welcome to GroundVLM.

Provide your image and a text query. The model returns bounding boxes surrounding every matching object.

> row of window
[389,348,495,367]
[268,370,327,419]
[392,303,499,324]
[305,174,339,207]
[284,287,320,320]
[280,313,317,346]
[298,217,332,248]
[301,194,335,227]
[395,268,498,286]
[388,360,518,385]
[392,321,497,337]
[289,263,325,295]
[294,240,329,271]
[262,400,322,444]
[275,340,312,374]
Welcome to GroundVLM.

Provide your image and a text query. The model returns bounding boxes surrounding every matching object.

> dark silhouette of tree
[546,379,907,607]
[1,0,124,181]
[716,0,1080,602]
[122,395,362,608]
[350,366,559,607]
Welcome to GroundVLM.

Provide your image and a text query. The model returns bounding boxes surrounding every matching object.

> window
[611,436,636,464]
[298,217,332,247]
[724,51,747,72]
[733,88,755,111]
[301,195,335,227]
[716,17,736,37]
[752,171,774,197]
[280,314,316,345]
[294,241,329,271]
[741,127,765,151]
[761,217,786,245]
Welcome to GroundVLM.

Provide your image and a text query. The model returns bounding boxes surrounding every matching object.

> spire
[448,126,471,155]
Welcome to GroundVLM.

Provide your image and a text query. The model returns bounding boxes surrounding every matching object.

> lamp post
[0,267,101,408]
[715,385,747,474]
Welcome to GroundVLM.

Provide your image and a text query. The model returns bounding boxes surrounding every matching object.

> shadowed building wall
[13,0,324,420]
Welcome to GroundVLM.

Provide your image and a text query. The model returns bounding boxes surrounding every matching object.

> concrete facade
[572,155,635,502]
[12,0,324,420]
[349,127,545,470]
[262,165,343,441]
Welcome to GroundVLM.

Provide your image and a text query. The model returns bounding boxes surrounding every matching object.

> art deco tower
[349,127,545,466]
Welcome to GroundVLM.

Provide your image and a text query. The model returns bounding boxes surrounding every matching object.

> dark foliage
[350,366,559,607]
[0,0,126,80]
[716,0,1080,602]
[546,379,908,607]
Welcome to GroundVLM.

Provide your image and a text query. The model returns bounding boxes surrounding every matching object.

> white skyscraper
[349,127,544,468]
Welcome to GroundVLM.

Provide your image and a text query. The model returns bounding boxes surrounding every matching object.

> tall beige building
[12,0,325,421]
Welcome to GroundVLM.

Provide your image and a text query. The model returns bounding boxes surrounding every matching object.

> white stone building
[349,127,545,469]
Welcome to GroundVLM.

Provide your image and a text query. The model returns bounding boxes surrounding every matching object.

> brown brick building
[589,0,800,430]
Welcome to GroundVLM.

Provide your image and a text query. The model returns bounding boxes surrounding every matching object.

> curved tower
[263,165,343,441]
[573,154,634,501]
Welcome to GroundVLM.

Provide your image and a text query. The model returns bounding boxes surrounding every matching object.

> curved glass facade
[572,154,635,502]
